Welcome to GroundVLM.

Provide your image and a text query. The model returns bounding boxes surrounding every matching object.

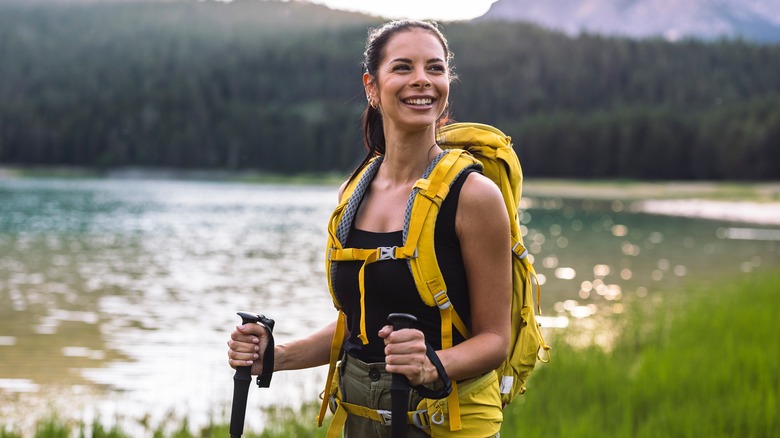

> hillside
[479,0,780,42]
[1,0,779,179]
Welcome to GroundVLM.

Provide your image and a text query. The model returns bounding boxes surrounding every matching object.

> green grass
[501,272,779,438]
[3,273,777,437]
[0,403,332,438]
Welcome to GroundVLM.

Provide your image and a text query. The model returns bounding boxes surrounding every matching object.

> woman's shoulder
[460,171,503,208]
[337,179,349,202]
[456,171,509,234]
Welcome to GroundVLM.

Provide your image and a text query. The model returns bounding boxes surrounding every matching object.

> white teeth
[406,98,432,106]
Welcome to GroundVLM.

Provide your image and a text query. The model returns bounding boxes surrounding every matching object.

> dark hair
[350,20,455,181]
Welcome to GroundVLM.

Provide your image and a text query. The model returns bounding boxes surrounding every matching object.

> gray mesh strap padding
[402,150,481,243]
[402,151,448,244]
[330,157,383,293]
[336,156,383,244]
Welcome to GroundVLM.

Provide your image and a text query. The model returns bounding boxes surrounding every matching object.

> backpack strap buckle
[433,291,451,310]
[512,241,528,259]
[379,246,398,260]
[430,410,445,425]
[377,409,393,426]
[412,409,430,429]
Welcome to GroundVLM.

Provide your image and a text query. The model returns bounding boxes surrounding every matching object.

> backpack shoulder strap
[405,148,481,312]
[404,148,481,433]
[325,156,383,309]
[318,157,381,427]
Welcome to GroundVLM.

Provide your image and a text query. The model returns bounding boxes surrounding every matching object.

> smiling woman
[226,19,511,437]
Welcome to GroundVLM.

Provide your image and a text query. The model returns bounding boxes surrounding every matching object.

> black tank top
[335,170,475,363]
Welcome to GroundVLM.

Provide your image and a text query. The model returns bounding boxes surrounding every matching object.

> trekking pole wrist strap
[256,314,275,388]
[412,343,452,399]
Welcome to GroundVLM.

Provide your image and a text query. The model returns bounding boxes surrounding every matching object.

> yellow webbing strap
[407,149,476,432]
[327,397,431,436]
[329,247,407,262]
[403,150,463,259]
[512,238,542,315]
[512,239,551,363]
[329,246,412,345]
[327,402,348,438]
[439,304,462,431]
[452,310,471,340]
[356,251,379,345]
[318,311,347,427]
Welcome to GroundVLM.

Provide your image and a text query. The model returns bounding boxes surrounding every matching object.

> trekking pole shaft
[388,313,417,438]
[229,312,263,438]
[230,367,251,438]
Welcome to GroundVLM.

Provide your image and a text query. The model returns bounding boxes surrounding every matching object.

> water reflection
[521,195,780,349]
[0,180,779,433]
[0,179,338,432]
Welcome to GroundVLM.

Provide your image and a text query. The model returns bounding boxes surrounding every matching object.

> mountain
[477,0,780,42]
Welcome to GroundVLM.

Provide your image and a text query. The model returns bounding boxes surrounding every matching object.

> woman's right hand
[227,323,270,376]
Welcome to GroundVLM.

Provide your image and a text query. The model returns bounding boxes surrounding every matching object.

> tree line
[1,0,779,180]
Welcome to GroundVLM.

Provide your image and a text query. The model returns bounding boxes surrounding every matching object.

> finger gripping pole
[230,311,275,438]
[388,312,417,330]
[387,313,417,438]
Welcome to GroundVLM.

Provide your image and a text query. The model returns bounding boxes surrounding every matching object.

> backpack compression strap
[317,310,347,427]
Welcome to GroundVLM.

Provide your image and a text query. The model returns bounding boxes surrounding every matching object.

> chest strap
[329,245,415,345]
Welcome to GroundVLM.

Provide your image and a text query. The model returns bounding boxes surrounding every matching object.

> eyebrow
[389,57,445,64]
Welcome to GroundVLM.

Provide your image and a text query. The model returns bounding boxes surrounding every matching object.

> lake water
[1,177,778,435]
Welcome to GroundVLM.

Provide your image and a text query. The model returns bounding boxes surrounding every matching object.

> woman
[228,20,511,437]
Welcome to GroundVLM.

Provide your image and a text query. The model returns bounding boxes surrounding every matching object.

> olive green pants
[338,354,501,437]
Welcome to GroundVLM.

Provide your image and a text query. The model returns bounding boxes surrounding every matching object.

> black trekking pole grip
[230,311,275,438]
[388,313,418,438]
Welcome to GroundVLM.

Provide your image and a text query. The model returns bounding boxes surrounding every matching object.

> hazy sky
[307,0,499,21]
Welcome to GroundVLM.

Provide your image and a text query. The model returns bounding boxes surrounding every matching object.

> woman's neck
[381,129,443,185]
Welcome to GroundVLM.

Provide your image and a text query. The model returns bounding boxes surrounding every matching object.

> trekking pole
[387,313,418,438]
[230,311,275,438]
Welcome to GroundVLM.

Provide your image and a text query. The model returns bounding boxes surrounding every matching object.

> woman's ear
[363,72,376,98]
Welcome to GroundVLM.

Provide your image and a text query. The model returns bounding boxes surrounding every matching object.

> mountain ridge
[477,0,780,42]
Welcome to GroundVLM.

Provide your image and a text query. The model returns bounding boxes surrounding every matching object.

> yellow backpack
[318,122,550,434]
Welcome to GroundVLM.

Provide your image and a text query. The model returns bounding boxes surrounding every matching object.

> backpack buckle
[412,409,430,429]
[433,291,451,310]
[377,409,392,426]
[378,246,397,261]
[512,242,528,259]
[430,410,445,425]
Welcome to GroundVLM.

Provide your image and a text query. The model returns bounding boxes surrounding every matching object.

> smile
[404,98,433,106]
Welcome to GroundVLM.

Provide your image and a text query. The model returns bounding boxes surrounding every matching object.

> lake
[1,177,778,434]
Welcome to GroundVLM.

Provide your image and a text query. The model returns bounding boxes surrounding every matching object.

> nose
[411,78,432,89]
[410,67,432,88]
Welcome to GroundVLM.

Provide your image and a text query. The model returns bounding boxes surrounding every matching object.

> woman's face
[365,29,450,134]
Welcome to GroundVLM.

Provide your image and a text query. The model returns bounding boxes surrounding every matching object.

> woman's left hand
[378,325,435,386]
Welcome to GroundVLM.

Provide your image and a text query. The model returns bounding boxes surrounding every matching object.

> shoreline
[3,166,780,226]
[632,198,780,227]
[523,179,780,226]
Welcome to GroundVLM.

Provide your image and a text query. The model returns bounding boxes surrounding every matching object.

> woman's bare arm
[228,319,340,374]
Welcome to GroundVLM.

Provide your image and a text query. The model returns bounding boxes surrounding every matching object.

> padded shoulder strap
[325,156,383,309]
[406,149,480,312]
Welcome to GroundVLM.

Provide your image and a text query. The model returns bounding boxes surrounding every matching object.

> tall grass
[502,272,779,437]
[4,273,777,437]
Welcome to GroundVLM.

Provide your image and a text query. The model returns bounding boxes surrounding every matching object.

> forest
[1,0,779,180]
